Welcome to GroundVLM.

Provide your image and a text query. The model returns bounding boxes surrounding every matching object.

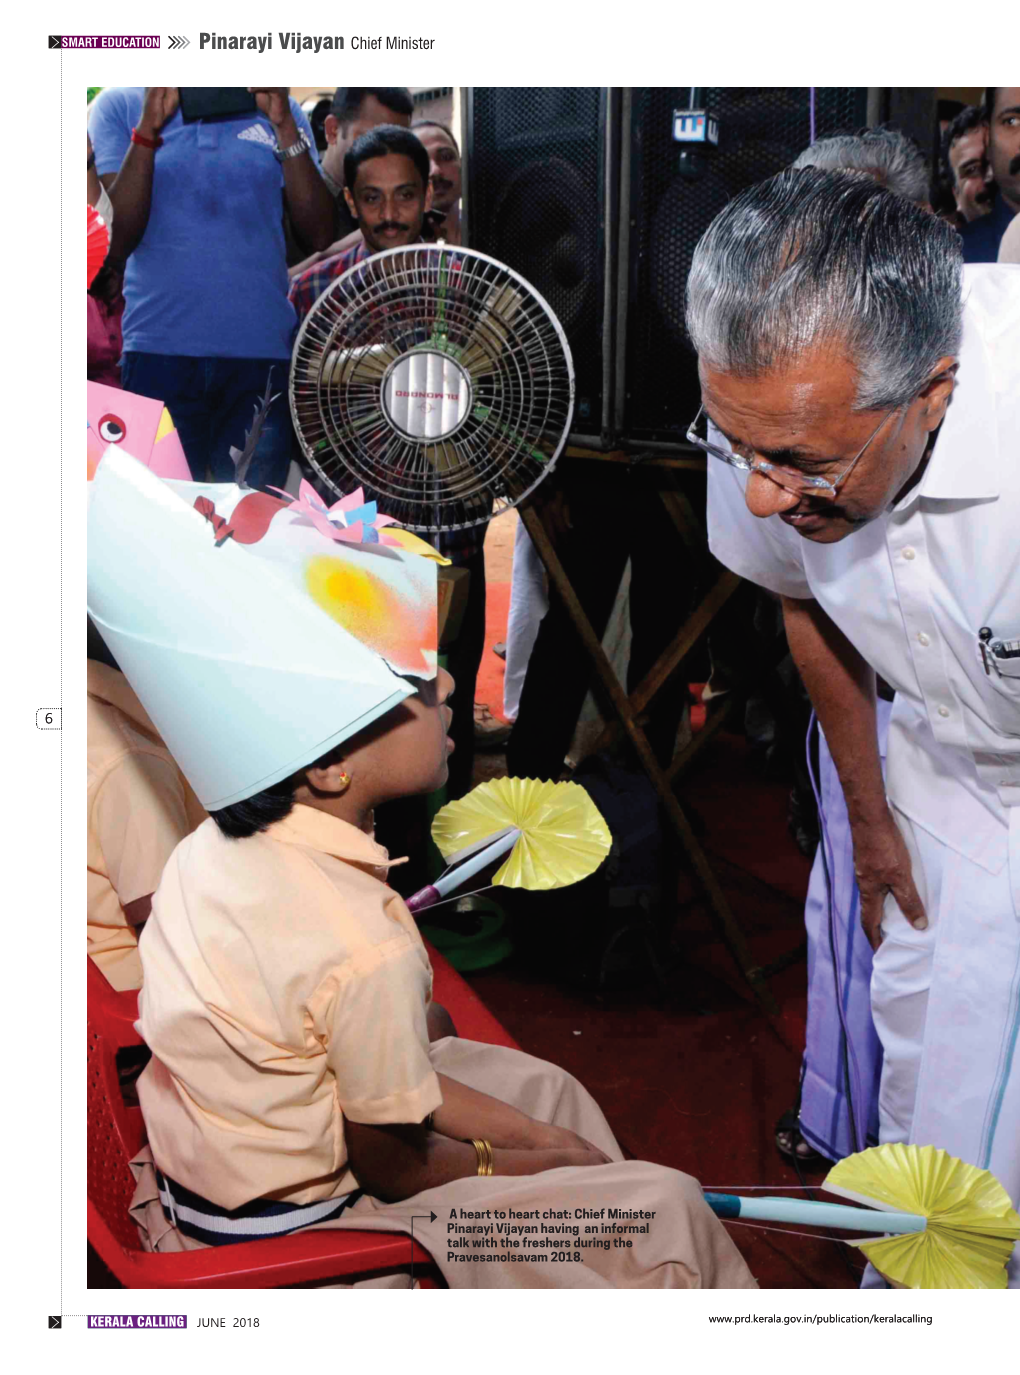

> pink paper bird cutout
[269,481,402,546]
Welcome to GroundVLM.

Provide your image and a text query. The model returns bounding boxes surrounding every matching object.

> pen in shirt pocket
[979,626,1020,677]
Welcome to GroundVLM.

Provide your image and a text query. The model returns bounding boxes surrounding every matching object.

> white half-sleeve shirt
[706,264,1020,874]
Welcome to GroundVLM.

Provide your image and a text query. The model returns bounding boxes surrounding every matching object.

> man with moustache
[289,125,433,314]
[414,120,463,246]
[960,86,1020,261]
[321,87,414,240]
[944,106,994,224]
[688,168,1020,1285]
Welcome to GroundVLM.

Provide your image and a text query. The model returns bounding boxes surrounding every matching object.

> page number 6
[36,708,61,730]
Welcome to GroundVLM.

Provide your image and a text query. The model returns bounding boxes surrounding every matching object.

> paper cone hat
[87,380,191,482]
[87,449,438,809]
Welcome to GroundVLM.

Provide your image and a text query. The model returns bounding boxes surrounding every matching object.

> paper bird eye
[98,413,127,444]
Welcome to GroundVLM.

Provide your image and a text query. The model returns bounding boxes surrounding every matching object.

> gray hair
[791,126,931,205]
[685,168,964,411]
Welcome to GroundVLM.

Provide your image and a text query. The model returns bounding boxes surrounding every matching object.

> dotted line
[59,48,64,1318]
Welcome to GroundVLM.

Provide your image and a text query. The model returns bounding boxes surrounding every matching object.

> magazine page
[7,2,1017,1367]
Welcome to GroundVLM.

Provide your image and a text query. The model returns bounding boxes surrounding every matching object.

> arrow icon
[408,1212,437,1288]
[167,34,190,49]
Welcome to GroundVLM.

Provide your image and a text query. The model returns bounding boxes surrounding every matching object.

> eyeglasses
[686,404,898,498]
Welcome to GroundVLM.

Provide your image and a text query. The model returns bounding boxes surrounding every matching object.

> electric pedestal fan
[289,244,575,530]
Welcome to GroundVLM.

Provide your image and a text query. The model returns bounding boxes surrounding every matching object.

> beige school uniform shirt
[136,805,442,1211]
[87,662,205,991]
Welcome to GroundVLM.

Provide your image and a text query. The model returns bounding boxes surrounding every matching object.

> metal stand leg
[520,504,779,1016]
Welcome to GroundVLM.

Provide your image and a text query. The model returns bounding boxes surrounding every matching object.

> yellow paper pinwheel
[431,777,612,891]
[826,1143,1020,1289]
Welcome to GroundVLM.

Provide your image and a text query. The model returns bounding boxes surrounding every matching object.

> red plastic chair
[87,957,440,1288]
[87,943,520,1287]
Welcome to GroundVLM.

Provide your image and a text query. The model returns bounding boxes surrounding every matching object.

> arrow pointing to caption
[409,1213,437,1288]
[168,34,190,49]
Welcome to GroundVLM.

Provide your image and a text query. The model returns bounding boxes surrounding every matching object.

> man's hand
[139,87,179,138]
[249,87,293,131]
[852,814,927,950]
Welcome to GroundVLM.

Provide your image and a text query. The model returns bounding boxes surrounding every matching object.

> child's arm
[343,1119,604,1203]
[426,1002,457,1041]
[432,1074,608,1160]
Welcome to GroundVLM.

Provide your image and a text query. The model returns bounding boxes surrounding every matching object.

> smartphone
[178,88,258,123]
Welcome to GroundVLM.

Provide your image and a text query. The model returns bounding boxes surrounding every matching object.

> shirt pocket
[979,635,1020,737]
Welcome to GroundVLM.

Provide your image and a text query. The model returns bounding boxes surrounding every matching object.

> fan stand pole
[519,495,780,1018]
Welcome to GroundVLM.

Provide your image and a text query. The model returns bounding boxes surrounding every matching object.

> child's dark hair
[209,742,348,839]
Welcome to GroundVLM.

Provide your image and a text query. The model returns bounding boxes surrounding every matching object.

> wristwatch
[274,129,311,163]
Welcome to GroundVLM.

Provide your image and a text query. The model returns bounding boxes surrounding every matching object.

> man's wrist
[274,115,300,145]
[848,800,896,835]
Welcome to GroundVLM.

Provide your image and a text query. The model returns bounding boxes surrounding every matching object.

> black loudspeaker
[616,87,870,448]
[464,88,618,445]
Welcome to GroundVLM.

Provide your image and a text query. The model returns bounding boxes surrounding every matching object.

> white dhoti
[130,1037,756,1290]
[867,804,1020,1287]
[502,520,548,722]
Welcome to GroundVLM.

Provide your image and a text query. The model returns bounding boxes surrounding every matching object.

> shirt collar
[894,279,1001,509]
[267,803,402,869]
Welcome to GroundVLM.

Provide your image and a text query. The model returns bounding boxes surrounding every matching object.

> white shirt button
[917,632,931,647]
[902,547,916,560]
[938,705,950,718]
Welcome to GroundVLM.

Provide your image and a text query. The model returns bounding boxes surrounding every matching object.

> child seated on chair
[88,619,205,991]
[87,447,755,1290]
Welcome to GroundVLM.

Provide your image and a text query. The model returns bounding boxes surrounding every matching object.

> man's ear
[343,186,358,222]
[324,114,340,147]
[305,760,351,795]
[919,356,958,431]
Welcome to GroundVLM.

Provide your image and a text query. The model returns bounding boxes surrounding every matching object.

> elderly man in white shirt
[686,167,1020,1285]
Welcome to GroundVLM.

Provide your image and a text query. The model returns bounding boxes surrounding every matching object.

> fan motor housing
[381,351,473,442]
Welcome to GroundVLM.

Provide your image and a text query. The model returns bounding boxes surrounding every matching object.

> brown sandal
[775,1109,829,1166]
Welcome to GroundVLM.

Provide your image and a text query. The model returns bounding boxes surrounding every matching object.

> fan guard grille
[290,244,575,532]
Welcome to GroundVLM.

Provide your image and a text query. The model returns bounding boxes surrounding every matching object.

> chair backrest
[86,959,147,1253]
[86,956,143,1041]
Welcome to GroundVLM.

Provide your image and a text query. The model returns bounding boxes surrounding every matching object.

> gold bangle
[470,1139,494,1177]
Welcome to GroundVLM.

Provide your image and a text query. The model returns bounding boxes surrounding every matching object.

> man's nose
[439,667,456,703]
[744,469,801,519]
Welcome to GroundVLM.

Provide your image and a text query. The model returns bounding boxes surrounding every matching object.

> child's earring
[337,768,351,793]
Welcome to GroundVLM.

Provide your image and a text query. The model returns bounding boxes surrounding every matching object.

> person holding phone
[89,86,334,489]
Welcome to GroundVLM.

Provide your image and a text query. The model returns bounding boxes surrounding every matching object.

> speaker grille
[467,88,607,434]
[622,87,868,446]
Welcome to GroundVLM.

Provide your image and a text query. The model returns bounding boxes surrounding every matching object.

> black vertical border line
[59,44,64,1316]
